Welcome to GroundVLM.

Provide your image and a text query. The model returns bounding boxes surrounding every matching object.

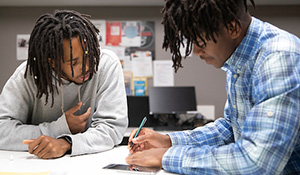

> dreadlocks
[161,0,255,72]
[24,10,100,107]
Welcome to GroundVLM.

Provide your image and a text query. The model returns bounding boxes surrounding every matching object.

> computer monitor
[148,86,197,114]
[127,96,153,127]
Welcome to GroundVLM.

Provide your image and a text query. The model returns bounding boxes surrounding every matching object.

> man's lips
[79,74,90,81]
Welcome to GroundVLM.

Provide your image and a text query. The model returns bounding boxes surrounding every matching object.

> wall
[0,5,299,119]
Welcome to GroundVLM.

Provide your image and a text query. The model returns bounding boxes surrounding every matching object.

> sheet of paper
[102,46,125,60]
[153,60,174,86]
[16,34,30,60]
[131,51,153,77]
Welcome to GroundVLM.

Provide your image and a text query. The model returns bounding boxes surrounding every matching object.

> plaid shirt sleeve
[168,115,234,147]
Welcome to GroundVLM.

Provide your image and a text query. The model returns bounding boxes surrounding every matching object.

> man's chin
[73,80,88,85]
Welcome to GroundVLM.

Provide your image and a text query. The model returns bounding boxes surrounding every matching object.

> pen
[130,116,147,148]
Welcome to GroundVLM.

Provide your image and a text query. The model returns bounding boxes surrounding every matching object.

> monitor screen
[127,96,152,127]
[148,86,197,114]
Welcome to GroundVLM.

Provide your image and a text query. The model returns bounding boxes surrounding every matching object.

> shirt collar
[221,17,263,73]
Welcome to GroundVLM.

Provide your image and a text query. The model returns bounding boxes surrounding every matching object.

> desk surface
[0,146,177,175]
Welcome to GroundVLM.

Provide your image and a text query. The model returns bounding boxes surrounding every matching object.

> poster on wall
[127,21,155,60]
[106,21,122,46]
[120,21,141,47]
[153,60,174,87]
[16,34,30,60]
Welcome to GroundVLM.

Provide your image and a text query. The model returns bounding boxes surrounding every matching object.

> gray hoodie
[0,49,128,156]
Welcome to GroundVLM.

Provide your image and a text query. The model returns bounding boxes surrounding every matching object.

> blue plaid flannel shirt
[162,17,300,175]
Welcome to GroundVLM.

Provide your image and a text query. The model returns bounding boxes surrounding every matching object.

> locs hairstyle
[24,10,100,107]
[161,0,255,72]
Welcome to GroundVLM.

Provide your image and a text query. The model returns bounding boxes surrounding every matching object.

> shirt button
[267,112,273,117]
[233,74,238,78]
[238,65,241,68]
[233,105,236,109]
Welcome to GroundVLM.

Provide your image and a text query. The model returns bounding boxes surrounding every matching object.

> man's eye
[72,61,77,66]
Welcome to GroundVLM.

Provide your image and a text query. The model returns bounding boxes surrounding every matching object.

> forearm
[67,119,127,156]
[169,117,234,147]
[0,120,42,150]
[0,114,72,150]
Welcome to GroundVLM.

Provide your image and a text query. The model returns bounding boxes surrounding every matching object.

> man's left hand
[126,148,168,168]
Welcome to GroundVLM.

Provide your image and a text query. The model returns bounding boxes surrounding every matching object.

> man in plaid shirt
[126,0,300,174]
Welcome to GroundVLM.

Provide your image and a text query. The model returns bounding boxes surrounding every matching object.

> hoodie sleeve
[0,62,71,150]
[65,49,128,156]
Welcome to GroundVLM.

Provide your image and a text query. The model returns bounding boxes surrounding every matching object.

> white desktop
[0,146,176,175]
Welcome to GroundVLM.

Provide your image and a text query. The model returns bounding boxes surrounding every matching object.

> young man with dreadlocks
[126,0,300,174]
[0,10,128,159]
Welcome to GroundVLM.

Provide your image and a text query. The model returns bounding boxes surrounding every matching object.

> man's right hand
[128,128,172,154]
[65,102,91,134]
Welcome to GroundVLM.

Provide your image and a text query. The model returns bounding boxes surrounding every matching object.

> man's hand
[22,135,71,159]
[126,148,168,168]
[128,128,172,154]
[65,102,91,134]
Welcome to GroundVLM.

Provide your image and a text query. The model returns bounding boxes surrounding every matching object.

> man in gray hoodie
[0,10,128,159]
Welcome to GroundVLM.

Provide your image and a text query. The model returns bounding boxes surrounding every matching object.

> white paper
[103,46,125,60]
[123,55,132,71]
[153,60,174,86]
[131,51,153,77]
[16,34,30,60]
[90,20,106,46]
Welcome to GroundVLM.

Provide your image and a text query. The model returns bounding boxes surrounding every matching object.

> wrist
[163,135,172,148]
[60,136,72,154]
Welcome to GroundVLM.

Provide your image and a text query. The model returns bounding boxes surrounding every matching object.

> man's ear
[48,58,55,68]
[227,21,242,39]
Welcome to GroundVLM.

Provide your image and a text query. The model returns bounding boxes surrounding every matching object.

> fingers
[82,107,91,121]
[128,128,139,146]
[66,102,82,115]
[126,148,167,168]
[22,139,35,145]
[126,152,144,166]
[24,136,49,158]
[23,135,70,159]
[26,136,44,154]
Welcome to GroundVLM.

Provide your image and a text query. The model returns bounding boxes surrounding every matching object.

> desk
[0,146,177,175]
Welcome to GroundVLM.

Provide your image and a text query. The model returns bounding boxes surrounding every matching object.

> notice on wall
[131,51,153,77]
[16,34,30,60]
[153,60,174,87]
